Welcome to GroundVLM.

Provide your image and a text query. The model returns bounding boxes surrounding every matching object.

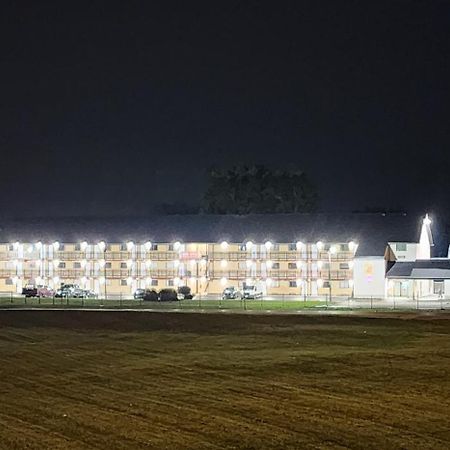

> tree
[203,165,318,214]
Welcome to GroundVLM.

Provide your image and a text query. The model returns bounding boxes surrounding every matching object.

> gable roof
[386,259,450,279]
[0,213,424,257]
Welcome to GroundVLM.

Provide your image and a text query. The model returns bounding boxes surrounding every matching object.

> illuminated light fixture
[246,241,253,250]
[144,241,152,251]
[348,261,354,269]
[80,259,87,268]
[53,259,60,267]
[296,278,303,287]
[99,259,106,268]
[146,277,152,285]
[220,277,227,286]
[246,259,253,268]
[13,242,20,250]
[266,260,273,269]
[27,245,33,253]
[190,276,196,283]
[173,259,180,268]
[264,241,273,251]
[296,260,302,269]
[265,278,273,286]
[220,259,228,268]
[317,261,323,269]
[53,241,60,251]
[189,259,196,266]
[126,276,133,286]
[81,241,88,251]
[317,278,324,288]
[173,241,181,251]
[423,214,431,226]
[126,241,134,251]
[99,276,105,285]
[145,260,152,269]
[296,241,304,251]
[329,245,337,255]
[349,279,354,288]
[53,276,60,284]
[200,258,207,265]
[126,259,133,268]
[35,241,42,250]
[98,241,106,252]
[348,241,357,252]
[12,259,19,267]
[12,276,18,285]
[246,278,253,285]
[81,276,87,284]
[35,259,41,266]
[35,276,43,285]
[220,241,229,250]
[174,277,181,286]
[316,241,324,251]
[200,276,207,283]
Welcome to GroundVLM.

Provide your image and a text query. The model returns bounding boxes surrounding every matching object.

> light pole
[328,246,337,303]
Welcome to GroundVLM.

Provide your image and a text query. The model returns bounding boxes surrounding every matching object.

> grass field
[0,311,449,449]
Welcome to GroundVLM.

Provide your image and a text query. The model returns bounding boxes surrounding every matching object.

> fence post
[52,295,55,306]
[119,293,122,308]
[24,295,27,305]
[10,292,13,304]
[371,297,373,310]
[393,297,396,310]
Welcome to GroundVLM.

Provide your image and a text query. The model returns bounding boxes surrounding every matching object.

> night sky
[1,1,449,217]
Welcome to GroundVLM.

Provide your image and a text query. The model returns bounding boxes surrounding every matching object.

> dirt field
[0,311,449,449]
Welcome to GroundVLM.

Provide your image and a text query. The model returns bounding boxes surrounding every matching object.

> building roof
[0,213,426,257]
[386,259,450,279]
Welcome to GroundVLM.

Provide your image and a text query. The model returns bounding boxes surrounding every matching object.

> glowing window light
[12,259,19,267]
[317,278,324,288]
[126,241,134,251]
[126,277,133,286]
[296,278,303,287]
[220,241,229,250]
[348,241,357,252]
[296,241,304,251]
[200,258,207,266]
[296,260,302,269]
[144,241,152,251]
[35,241,42,250]
[266,260,273,269]
[146,277,152,285]
[13,242,20,250]
[423,214,431,225]
[98,241,106,252]
[329,245,337,255]
[246,278,253,285]
[245,241,253,250]
[53,259,60,267]
[220,277,227,286]
[99,259,106,268]
[173,259,180,268]
[53,241,60,251]
[316,241,324,251]
[126,259,133,268]
[99,276,105,285]
[173,241,181,251]
[12,276,18,285]
[265,278,273,286]
[246,259,253,268]
[174,277,181,286]
[81,241,88,251]
[80,259,87,268]
[348,261,354,269]
[220,259,228,268]
[145,260,152,269]
[317,261,323,269]
[264,241,273,251]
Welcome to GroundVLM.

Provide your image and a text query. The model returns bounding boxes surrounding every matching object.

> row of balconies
[0,269,351,280]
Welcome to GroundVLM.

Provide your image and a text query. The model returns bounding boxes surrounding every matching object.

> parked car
[133,288,145,299]
[143,289,159,301]
[159,288,178,302]
[177,286,194,300]
[55,284,78,298]
[243,283,265,299]
[222,286,241,299]
[36,286,54,298]
[22,285,38,297]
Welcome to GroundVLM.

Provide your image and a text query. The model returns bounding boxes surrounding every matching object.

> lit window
[396,243,407,252]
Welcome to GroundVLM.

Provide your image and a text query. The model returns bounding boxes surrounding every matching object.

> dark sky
[1,1,449,217]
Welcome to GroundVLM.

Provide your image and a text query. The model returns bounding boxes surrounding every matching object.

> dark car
[22,285,38,297]
[143,289,159,301]
[177,285,194,300]
[133,288,145,299]
[159,288,178,302]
